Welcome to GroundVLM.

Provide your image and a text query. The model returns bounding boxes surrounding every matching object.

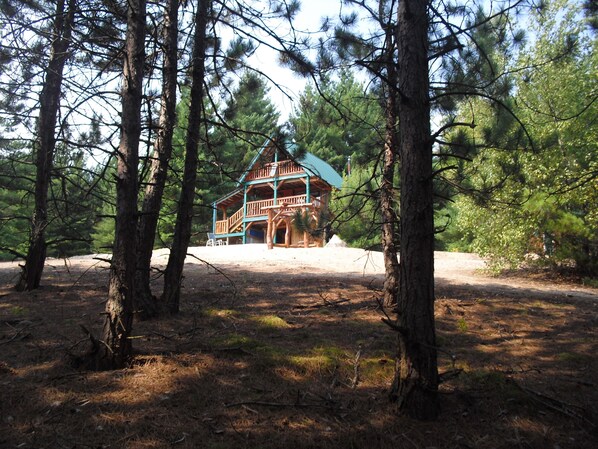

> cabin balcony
[215,194,315,235]
[244,159,303,181]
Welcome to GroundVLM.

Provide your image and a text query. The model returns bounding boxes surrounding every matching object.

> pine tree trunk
[390,0,440,420]
[162,0,209,314]
[15,0,75,291]
[380,38,400,308]
[135,0,179,319]
[96,0,146,369]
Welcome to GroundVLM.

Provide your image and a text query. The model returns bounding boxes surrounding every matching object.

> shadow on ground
[0,261,596,449]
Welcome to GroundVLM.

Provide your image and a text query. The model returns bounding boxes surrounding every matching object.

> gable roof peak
[239,138,342,189]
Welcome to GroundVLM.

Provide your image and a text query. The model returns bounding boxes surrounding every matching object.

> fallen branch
[0,319,42,345]
[510,379,596,429]
[351,346,362,389]
[186,253,237,299]
[224,400,338,410]
[438,368,463,383]
[293,298,349,310]
[0,328,31,345]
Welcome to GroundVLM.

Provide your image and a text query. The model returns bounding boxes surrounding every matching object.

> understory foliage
[444,0,597,275]
[0,142,99,261]
[330,165,382,249]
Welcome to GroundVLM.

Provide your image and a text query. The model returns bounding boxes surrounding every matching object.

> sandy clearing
[0,245,596,301]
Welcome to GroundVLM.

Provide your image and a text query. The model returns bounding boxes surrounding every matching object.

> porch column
[212,202,217,233]
[243,185,248,244]
[284,218,291,248]
[221,206,228,233]
[305,176,311,202]
[266,208,273,250]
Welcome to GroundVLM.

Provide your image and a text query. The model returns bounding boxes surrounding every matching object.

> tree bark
[390,0,440,419]
[135,0,179,319]
[380,26,400,308]
[162,0,209,313]
[15,0,76,291]
[96,0,146,369]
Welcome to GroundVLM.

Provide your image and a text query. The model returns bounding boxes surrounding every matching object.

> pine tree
[13,0,77,291]
[162,0,210,314]
[95,0,147,369]
[135,0,180,319]
[289,71,382,172]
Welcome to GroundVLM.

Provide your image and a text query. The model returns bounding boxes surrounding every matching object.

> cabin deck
[214,194,318,235]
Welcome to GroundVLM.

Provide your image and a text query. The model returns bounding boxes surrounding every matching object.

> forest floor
[0,245,597,449]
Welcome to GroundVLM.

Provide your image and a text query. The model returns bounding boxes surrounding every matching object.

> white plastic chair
[206,233,216,246]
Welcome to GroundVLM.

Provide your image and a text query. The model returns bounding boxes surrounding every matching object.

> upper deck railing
[245,159,303,181]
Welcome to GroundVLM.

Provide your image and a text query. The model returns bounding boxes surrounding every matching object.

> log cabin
[211,139,343,248]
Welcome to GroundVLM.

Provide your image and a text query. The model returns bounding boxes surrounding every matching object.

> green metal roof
[214,139,343,206]
[238,138,343,189]
[286,142,343,189]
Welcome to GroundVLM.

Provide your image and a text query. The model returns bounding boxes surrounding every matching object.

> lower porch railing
[215,194,312,235]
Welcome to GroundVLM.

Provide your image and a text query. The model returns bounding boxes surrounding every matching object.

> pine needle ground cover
[0,250,596,449]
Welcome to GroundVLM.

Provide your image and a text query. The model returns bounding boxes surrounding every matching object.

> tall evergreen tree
[326,0,402,309]
[323,0,531,418]
[135,0,180,319]
[1,0,129,284]
[13,0,77,291]
[290,72,384,248]
[162,0,210,314]
[389,0,438,419]
[289,71,383,172]
[161,0,297,313]
[95,0,147,369]
[212,71,280,178]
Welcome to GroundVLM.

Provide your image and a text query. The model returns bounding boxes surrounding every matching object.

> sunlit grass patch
[288,354,336,374]
[567,337,595,344]
[457,317,469,332]
[360,356,394,382]
[209,333,288,370]
[203,308,241,318]
[285,345,394,384]
[285,345,349,377]
[251,314,290,329]
[530,300,549,309]
[211,333,259,350]
[9,305,27,316]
